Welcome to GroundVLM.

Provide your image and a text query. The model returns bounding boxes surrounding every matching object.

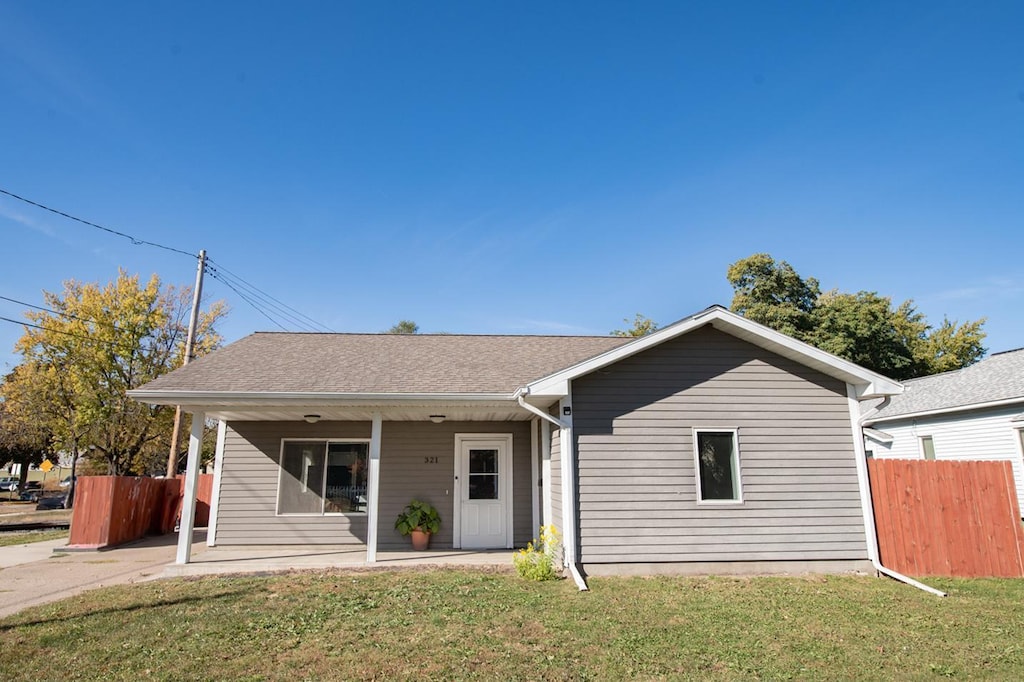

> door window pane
[469,448,498,499]
[469,449,498,473]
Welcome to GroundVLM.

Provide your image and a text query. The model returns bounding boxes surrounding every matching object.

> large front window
[278,440,368,515]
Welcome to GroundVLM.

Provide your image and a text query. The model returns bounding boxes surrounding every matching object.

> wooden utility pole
[166,249,207,478]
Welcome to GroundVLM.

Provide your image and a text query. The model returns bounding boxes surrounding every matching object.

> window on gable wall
[278,440,369,515]
[693,429,742,502]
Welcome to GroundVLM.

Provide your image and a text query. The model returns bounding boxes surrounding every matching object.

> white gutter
[127,389,515,405]
[517,392,589,591]
[848,385,946,597]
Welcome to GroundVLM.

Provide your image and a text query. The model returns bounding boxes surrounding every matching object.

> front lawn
[0,529,69,547]
[1,569,1022,680]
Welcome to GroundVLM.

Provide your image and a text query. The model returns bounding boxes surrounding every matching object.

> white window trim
[692,427,743,505]
[276,438,372,517]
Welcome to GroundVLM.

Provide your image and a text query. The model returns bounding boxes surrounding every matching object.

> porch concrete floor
[161,544,515,579]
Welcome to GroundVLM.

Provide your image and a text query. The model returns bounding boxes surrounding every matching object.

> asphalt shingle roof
[137,332,633,395]
[871,348,1024,420]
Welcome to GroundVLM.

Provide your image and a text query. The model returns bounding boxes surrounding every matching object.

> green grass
[0,529,69,547]
[1,569,1022,680]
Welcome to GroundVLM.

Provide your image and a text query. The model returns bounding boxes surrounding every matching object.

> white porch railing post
[176,410,205,565]
[366,412,383,563]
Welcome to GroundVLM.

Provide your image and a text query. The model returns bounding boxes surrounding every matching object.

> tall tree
[0,379,53,488]
[5,270,226,475]
[386,320,419,334]
[727,254,986,379]
[726,253,820,338]
[611,314,659,337]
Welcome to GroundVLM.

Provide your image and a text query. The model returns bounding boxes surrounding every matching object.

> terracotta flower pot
[410,529,431,551]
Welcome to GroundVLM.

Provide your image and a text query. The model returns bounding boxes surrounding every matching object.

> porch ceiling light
[303,414,321,424]
[429,415,446,424]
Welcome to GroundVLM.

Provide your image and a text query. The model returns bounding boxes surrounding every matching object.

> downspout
[517,392,589,591]
[848,386,946,597]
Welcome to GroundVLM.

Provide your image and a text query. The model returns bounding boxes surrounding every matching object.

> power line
[0,315,120,347]
[0,294,123,332]
[204,269,289,331]
[204,264,321,332]
[0,187,197,258]
[205,258,333,332]
[2,186,334,334]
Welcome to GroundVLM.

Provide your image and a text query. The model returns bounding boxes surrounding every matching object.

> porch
[162,541,516,578]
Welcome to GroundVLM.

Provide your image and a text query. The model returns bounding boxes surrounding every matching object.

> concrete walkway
[0,531,206,619]
[0,532,514,619]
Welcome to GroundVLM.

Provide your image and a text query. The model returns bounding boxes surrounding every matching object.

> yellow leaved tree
[3,270,226,476]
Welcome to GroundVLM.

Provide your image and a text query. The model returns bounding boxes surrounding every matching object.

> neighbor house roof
[130,331,631,398]
[866,348,1024,423]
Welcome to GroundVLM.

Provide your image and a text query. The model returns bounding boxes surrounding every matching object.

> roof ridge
[250,331,628,340]
[990,347,1024,357]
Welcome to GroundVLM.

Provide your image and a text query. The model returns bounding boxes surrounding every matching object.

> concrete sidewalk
[0,531,206,619]
[0,532,514,619]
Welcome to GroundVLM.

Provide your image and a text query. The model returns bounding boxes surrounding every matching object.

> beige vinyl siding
[572,325,868,564]
[216,420,532,547]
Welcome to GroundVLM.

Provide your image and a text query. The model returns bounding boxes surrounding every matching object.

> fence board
[869,459,1024,578]
[68,474,215,550]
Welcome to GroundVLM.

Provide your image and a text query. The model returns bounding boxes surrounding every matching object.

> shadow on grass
[0,586,251,632]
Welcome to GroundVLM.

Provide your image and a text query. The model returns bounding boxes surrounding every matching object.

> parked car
[18,485,41,501]
[0,477,19,492]
[35,494,67,510]
[59,476,76,488]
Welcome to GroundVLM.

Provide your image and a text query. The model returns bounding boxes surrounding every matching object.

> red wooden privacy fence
[68,474,214,550]
[869,459,1024,578]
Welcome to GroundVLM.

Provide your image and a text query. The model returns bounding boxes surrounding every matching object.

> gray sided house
[862,348,1024,515]
[129,306,903,581]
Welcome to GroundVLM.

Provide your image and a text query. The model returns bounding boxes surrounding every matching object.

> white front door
[456,435,513,549]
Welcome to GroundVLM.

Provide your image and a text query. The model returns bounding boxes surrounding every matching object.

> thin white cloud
[0,202,55,236]
[927,277,1023,302]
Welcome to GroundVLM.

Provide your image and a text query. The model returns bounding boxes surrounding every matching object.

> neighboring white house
[862,348,1024,515]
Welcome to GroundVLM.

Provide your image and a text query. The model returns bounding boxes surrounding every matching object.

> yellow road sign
[40,459,53,472]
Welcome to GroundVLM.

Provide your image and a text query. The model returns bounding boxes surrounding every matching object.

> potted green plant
[395,499,441,550]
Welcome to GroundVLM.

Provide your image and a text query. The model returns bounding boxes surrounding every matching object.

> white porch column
[175,410,205,565]
[206,420,227,547]
[365,412,383,564]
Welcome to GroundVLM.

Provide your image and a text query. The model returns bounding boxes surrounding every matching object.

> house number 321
[424,456,439,464]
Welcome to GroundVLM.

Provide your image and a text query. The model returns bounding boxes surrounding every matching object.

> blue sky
[1,1,1022,371]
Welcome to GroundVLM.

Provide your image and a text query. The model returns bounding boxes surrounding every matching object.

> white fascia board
[864,396,1024,425]
[527,306,904,399]
[126,389,516,407]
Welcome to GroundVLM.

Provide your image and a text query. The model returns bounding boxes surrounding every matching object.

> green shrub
[513,525,561,581]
